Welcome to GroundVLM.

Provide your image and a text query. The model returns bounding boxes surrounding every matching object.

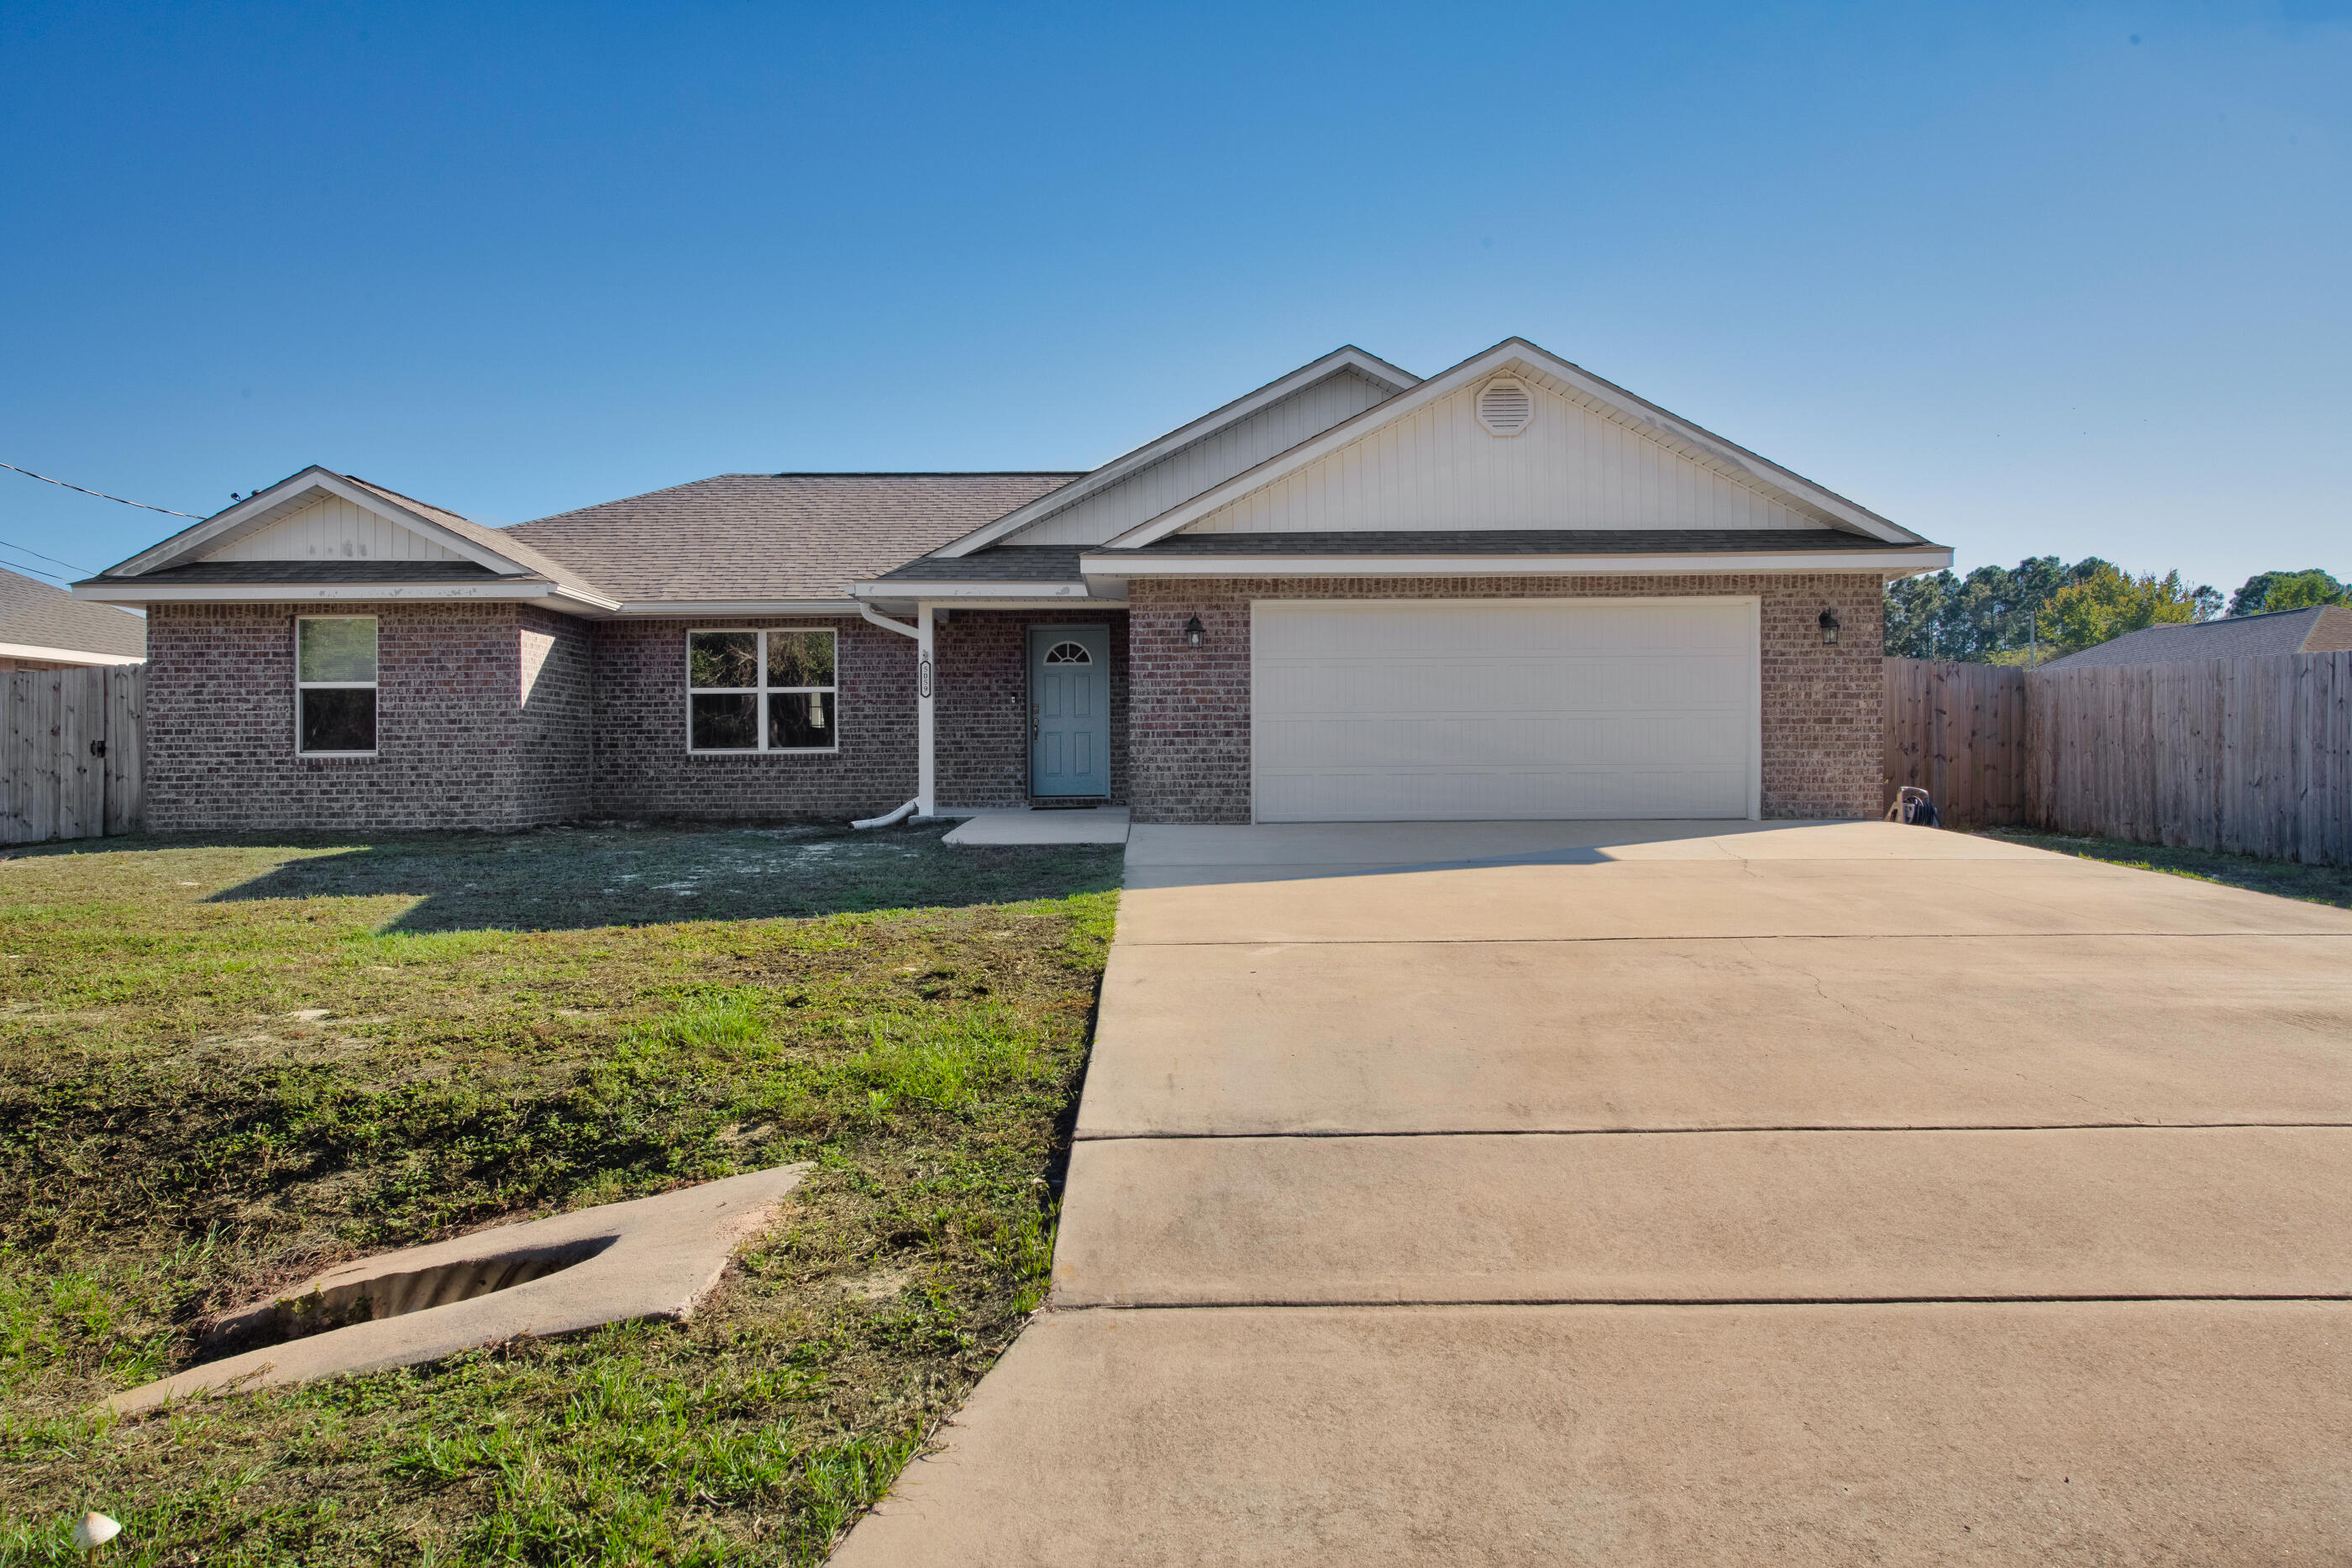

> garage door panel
[1252,600,1756,822]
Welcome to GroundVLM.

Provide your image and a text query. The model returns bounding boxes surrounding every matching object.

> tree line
[1882,562,2349,664]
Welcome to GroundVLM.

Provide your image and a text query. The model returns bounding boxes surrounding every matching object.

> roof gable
[933,347,1418,558]
[96,467,613,606]
[1101,338,1924,549]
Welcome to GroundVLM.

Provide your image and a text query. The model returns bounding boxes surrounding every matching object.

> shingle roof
[2040,606,2352,670]
[0,566,146,658]
[504,474,1080,604]
[874,547,1089,583]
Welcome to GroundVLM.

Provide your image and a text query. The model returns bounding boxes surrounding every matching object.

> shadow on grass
[42,821,1125,932]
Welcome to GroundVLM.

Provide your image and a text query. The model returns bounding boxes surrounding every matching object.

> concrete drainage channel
[106,1164,811,1415]
[195,1238,620,1361]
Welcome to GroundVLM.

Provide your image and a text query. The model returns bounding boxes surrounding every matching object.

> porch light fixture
[1818,608,1841,646]
[1184,615,1205,648]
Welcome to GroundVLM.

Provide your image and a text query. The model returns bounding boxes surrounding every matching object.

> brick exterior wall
[144,600,592,831]
[145,579,1880,831]
[1126,573,1887,825]
[588,616,916,822]
[933,611,1128,808]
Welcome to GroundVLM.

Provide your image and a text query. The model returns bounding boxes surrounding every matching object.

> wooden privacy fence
[1884,653,2352,865]
[1,665,144,845]
[1883,658,2029,829]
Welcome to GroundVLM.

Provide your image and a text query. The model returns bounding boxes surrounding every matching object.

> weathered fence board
[1882,658,2029,828]
[1891,653,2352,866]
[0,665,145,846]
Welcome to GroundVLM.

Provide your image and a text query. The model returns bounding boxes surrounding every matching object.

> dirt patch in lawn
[0,825,1121,1565]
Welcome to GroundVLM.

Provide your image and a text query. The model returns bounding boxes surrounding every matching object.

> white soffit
[933,346,1420,558]
[1101,338,1925,548]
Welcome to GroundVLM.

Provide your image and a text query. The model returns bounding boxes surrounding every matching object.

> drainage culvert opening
[197,1236,618,1361]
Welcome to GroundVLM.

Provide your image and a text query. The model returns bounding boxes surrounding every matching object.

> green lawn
[1979,828,2352,910]
[0,823,1123,1565]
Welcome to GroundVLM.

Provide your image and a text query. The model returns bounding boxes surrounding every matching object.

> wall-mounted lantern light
[1818,608,1841,646]
[1184,615,1206,648]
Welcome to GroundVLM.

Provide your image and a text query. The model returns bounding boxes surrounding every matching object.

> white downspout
[916,600,936,818]
[855,602,927,826]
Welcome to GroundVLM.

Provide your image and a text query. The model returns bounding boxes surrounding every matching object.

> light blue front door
[1030,624,1111,799]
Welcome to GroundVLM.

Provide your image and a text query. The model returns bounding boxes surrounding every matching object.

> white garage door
[1252,599,1758,822]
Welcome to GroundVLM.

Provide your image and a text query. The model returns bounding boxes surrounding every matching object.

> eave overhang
[72,577,622,612]
[1079,547,1952,577]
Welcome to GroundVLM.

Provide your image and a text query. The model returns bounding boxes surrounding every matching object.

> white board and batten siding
[203,495,468,564]
[1188,377,1825,535]
[1252,599,1761,823]
[1008,370,1395,547]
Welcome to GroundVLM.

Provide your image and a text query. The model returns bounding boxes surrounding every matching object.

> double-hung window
[688,628,837,753]
[296,616,378,754]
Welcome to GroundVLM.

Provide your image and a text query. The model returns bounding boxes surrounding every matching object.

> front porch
[853,595,1131,820]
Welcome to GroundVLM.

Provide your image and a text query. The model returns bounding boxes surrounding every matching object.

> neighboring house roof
[505,474,1079,606]
[2040,606,2352,670]
[0,565,146,662]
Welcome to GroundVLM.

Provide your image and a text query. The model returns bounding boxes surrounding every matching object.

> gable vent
[1475,376,1536,437]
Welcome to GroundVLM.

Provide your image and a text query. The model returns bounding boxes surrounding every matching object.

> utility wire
[0,553,80,587]
[1,461,202,518]
[0,529,97,575]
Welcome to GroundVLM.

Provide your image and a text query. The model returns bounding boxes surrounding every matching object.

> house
[2039,605,2352,671]
[0,565,146,670]
[72,338,1951,831]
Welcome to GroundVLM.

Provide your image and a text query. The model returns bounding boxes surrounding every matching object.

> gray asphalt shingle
[0,566,146,659]
[2041,606,2352,670]
[503,474,1079,603]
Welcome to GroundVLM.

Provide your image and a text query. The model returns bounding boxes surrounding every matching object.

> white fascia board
[1100,338,1920,549]
[1080,548,1953,576]
[932,346,1420,559]
[849,580,1100,600]
[855,593,1131,611]
[0,642,144,665]
[611,600,853,617]
[74,579,595,606]
[106,466,533,578]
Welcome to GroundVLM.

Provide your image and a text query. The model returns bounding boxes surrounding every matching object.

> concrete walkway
[941,806,1131,846]
[836,821,2352,1565]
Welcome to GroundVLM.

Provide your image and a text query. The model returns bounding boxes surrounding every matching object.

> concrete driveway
[836,821,2352,1566]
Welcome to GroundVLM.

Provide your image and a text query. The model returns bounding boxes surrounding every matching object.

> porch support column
[916,600,936,817]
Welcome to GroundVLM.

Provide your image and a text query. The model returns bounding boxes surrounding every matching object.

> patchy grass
[0,822,1122,1565]
[1981,828,2352,910]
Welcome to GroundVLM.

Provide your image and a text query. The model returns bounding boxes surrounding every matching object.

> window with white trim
[688,628,837,753]
[296,616,378,754]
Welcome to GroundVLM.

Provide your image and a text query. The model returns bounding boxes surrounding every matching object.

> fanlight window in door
[1042,641,1094,665]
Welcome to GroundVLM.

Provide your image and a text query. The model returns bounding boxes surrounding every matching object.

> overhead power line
[1,461,203,518]
[0,533,97,576]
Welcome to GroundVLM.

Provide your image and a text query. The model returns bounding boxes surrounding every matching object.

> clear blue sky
[4,1,2345,597]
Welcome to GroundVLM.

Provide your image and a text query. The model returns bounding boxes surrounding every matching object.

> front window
[296,616,377,754]
[688,628,837,753]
